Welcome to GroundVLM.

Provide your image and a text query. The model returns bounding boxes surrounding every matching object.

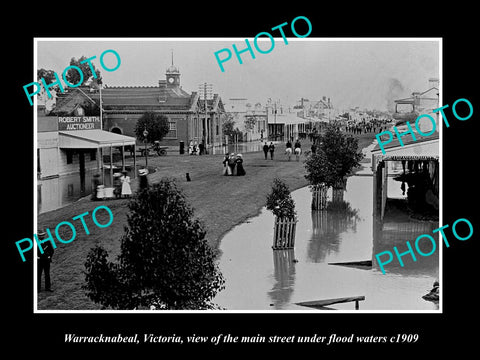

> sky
[36,38,440,112]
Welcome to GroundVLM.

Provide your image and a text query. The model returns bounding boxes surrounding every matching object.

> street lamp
[143,127,149,167]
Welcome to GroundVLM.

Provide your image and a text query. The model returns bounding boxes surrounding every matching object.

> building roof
[372,130,439,153]
[394,86,439,104]
[97,86,192,108]
[58,129,136,149]
[53,85,196,114]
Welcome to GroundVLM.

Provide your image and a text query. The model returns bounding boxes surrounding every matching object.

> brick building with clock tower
[52,55,227,152]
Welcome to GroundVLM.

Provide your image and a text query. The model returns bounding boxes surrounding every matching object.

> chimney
[428,78,439,89]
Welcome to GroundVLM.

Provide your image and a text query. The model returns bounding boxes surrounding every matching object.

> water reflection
[268,249,296,309]
[214,174,439,311]
[308,203,359,263]
[372,219,439,277]
[210,141,271,155]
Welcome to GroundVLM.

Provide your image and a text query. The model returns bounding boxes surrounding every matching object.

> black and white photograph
[33,38,441,312]
[6,7,478,354]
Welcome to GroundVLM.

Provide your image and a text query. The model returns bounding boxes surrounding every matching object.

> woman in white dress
[120,171,132,198]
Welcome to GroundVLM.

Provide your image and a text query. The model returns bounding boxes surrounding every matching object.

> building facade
[224,98,268,142]
[37,104,136,214]
[54,60,227,151]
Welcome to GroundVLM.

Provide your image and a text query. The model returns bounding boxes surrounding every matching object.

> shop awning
[58,130,136,149]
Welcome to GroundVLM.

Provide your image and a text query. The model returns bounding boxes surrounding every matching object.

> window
[90,150,96,161]
[75,106,85,116]
[66,150,73,164]
[165,120,177,139]
[37,148,41,176]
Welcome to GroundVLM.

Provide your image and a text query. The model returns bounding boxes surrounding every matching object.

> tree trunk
[332,177,347,203]
[332,188,345,203]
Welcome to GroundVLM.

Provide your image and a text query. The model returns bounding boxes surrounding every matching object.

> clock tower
[166,51,180,88]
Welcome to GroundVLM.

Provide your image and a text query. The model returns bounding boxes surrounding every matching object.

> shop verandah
[58,129,138,193]
[371,135,439,240]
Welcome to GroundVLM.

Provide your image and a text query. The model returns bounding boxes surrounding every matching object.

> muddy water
[214,172,439,311]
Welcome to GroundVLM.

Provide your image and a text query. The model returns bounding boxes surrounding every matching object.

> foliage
[304,124,364,187]
[37,68,57,84]
[244,116,256,131]
[83,179,225,310]
[326,199,359,218]
[134,112,170,144]
[304,149,338,188]
[265,178,297,220]
[222,114,242,142]
[64,56,103,86]
[320,125,364,177]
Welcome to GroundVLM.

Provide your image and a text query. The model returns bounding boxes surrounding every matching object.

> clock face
[168,77,175,83]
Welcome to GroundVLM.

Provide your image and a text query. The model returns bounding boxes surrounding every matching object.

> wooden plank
[328,260,372,269]
[296,296,365,309]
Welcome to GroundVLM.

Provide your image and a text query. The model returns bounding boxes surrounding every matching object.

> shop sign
[58,116,101,131]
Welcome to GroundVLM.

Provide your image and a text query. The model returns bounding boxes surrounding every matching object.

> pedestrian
[235,154,246,176]
[37,229,54,292]
[113,172,122,198]
[91,173,101,200]
[120,170,132,198]
[138,168,149,190]
[268,142,275,160]
[228,153,236,175]
[263,142,269,160]
[189,140,194,155]
[222,154,230,175]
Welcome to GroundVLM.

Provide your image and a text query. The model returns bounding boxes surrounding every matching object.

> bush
[304,124,364,187]
[266,178,296,220]
[83,178,225,310]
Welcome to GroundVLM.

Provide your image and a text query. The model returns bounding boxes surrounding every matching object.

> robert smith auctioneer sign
[58,116,101,131]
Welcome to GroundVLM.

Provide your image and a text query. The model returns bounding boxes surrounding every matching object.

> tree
[36,68,60,106]
[83,179,225,310]
[37,68,57,84]
[64,56,103,87]
[134,112,170,144]
[266,178,297,220]
[305,124,364,188]
[244,116,256,131]
[304,149,338,188]
[222,114,237,142]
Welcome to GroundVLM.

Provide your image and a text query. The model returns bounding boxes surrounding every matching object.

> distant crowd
[345,118,392,134]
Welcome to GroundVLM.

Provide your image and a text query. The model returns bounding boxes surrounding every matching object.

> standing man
[263,142,269,160]
[268,142,275,160]
[37,229,54,292]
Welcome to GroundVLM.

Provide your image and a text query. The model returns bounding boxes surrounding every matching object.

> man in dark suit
[263,142,269,160]
[37,230,54,292]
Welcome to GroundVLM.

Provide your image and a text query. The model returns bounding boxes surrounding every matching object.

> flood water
[214,165,440,311]
[210,141,273,155]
